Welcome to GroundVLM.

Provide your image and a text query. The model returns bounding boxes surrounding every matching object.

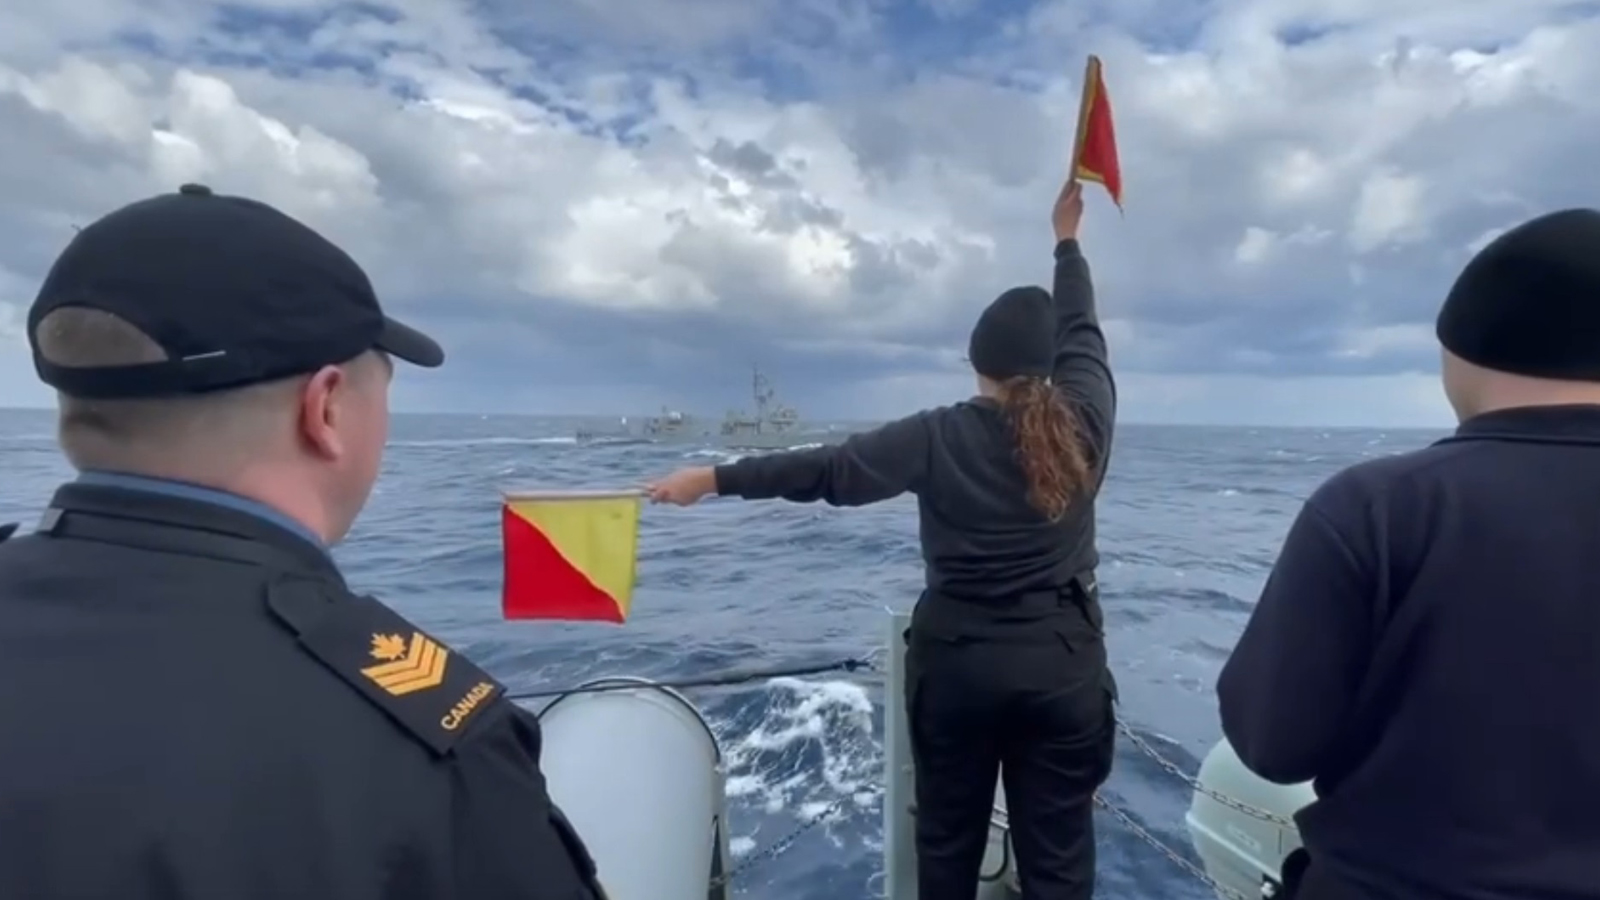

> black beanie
[1436,208,1600,381]
[968,286,1054,380]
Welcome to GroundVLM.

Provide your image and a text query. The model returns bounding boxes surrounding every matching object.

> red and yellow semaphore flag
[1070,55,1122,209]
[501,489,643,623]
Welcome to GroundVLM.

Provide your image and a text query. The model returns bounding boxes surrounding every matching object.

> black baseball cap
[28,183,443,398]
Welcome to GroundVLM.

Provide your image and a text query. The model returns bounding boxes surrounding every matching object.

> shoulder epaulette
[266,580,506,755]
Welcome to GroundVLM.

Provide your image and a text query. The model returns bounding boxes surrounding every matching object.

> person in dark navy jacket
[1218,208,1600,900]
[0,185,604,900]
[649,178,1118,900]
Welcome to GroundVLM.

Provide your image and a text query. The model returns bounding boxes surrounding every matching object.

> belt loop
[1071,573,1097,599]
[1067,572,1104,636]
[1055,582,1072,608]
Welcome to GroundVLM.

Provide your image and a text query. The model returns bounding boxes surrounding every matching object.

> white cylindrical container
[538,679,727,900]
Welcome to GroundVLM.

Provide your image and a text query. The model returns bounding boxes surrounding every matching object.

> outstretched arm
[712,412,933,506]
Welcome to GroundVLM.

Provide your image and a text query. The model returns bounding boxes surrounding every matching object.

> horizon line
[0,405,1447,431]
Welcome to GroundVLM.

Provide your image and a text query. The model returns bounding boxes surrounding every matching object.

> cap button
[178,183,212,197]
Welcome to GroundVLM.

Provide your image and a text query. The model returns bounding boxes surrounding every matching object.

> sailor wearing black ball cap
[0,184,604,900]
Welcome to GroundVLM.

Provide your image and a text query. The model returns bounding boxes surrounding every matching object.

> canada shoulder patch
[271,587,506,755]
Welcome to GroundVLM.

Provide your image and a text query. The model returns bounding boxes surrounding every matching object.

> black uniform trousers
[905,586,1116,900]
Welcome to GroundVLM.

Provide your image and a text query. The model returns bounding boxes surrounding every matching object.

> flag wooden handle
[502,488,649,501]
[1069,55,1098,177]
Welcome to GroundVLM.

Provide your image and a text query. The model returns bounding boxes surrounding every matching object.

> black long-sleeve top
[714,239,1116,602]
[1217,406,1600,899]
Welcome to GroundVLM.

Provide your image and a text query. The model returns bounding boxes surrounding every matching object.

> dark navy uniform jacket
[1218,405,1600,900]
[0,474,602,900]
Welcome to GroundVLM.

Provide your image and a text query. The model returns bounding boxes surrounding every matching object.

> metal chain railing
[1092,795,1251,900]
[708,796,850,891]
[504,657,873,702]
[521,655,1295,897]
[1115,719,1297,828]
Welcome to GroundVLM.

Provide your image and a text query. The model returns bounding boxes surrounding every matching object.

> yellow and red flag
[501,490,642,623]
[1070,55,1122,208]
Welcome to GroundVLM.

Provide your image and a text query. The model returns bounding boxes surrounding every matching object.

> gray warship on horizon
[575,367,845,450]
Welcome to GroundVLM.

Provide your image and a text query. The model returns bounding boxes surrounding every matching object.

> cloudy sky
[0,0,1594,427]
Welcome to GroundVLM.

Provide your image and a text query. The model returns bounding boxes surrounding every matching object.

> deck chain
[1115,719,1297,828]
[709,796,849,891]
[1093,794,1252,900]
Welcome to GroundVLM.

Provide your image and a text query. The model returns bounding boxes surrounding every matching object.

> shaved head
[36,307,383,479]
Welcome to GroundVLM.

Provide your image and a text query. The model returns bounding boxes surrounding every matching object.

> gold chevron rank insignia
[360,631,449,696]
[271,589,507,755]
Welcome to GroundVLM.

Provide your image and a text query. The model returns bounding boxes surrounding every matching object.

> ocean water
[0,408,1448,900]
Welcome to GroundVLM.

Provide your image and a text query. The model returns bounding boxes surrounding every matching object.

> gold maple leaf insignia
[369,633,408,661]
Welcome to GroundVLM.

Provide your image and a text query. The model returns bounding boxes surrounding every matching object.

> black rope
[504,657,873,702]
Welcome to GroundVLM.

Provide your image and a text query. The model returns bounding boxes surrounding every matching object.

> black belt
[911,572,1103,643]
[928,572,1097,613]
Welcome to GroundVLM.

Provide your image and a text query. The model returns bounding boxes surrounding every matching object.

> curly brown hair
[997,375,1093,520]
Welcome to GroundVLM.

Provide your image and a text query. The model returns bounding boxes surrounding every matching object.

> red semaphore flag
[1070,55,1122,209]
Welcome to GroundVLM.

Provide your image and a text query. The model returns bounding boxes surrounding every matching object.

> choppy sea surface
[0,408,1448,900]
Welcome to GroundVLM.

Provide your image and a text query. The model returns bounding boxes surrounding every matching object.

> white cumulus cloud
[0,0,1595,426]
